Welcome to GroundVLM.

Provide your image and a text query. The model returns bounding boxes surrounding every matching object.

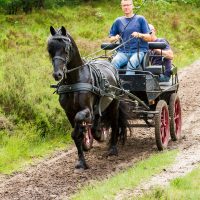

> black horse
[47,26,129,169]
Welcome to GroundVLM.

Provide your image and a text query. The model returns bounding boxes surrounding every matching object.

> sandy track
[0,60,200,200]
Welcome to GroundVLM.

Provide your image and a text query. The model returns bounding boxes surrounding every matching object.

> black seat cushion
[145,65,165,75]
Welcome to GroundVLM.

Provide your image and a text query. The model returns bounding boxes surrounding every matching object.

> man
[109,0,152,75]
[149,24,174,82]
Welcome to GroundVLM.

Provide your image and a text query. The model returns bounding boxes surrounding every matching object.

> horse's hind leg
[118,101,128,145]
[91,114,102,141]
[107,100,119,156]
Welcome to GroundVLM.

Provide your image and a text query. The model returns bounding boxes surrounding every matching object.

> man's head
[149,24,157,41]
[149,24,156,34]
[121,0,133,17]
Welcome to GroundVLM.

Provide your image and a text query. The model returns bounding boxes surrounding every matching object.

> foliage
[0,0,199,14]
[163,0,200,6]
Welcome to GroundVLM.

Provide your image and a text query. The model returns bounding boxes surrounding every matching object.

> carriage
[98,41,182,151]
[48,26,182,169]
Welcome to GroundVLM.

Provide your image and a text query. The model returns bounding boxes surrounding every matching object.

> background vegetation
[0,0,200,173]
[0,0,200,14]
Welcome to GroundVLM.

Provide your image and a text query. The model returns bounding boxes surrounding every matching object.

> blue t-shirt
[151,38,172,77]
[109,15,150,53]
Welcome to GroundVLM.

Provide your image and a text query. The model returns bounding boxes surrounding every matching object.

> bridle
[51,35,72,79]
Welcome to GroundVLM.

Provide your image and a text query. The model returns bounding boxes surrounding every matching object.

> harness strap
[57,83,115,98]
[58,83,93,94]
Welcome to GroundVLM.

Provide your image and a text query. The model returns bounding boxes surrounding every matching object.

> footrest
[170,66,177,75]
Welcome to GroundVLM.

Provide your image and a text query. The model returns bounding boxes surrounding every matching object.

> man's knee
[128,52,145,69]
[111,53,127,69]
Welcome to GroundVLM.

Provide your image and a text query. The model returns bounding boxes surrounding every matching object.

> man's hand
[114,34,120,41]
[131,32,142,38]
[109,34,120,43]
[131,32,152,42]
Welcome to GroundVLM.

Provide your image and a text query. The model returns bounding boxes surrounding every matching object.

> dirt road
[0,60,200,200]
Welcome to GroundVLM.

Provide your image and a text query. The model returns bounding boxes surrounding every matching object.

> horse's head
[47,26,72,81]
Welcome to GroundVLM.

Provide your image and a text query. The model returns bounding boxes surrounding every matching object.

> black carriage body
[119,73,178,105]
[120,74,159,103]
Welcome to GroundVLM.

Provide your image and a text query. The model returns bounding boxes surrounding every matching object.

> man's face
[121,0,133,15]
[149,25,156,35]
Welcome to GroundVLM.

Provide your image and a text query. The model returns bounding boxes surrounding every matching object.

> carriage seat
[145,65,165,75]
[148,42,167,50]
[100,42,175,77]
[101,43,119,50]
[143,42,167,74]
[100,42,167,51]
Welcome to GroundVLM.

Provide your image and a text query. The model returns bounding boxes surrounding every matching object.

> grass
[70,150,177,200]
[139,165,200,200]
[0,0,200,174]
[0,123,72,174]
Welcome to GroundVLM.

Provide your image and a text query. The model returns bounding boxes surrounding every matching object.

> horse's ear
[61,26,67,36]
[50,26,56,36]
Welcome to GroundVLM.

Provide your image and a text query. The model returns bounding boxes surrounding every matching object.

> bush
[1,0,198,15]
[155,0,200,6]
[0,0,46,14]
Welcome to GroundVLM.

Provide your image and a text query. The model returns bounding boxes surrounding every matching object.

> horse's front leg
[71,108,92,170]
[71,124,88,170]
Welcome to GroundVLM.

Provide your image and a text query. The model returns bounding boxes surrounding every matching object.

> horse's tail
[118,101,131,145]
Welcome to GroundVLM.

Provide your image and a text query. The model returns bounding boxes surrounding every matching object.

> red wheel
[82,127,93,151]
[155,100,170,150]
[169,93,182,141]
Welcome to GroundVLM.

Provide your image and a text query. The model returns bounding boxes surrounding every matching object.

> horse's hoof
[75,160,89,170]
[107,146,118,156]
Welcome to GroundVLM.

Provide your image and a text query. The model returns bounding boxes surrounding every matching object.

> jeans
[111,52,145,75]
[159,74,170,82]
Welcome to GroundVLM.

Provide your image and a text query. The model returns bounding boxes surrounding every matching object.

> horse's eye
[48,49,54,57]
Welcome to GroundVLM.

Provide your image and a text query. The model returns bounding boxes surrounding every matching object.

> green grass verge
[70,150,177,200]
[0,124,72,174]
[140,165,200,200]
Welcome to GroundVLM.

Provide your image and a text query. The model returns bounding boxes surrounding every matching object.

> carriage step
[131,110,159,114]
[128,124,154,128]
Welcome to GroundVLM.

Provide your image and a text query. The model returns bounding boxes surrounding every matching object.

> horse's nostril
[53,72,62,81]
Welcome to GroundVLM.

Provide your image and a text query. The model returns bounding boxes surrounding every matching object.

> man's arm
[153,49,174,60]
[131,32,152,42]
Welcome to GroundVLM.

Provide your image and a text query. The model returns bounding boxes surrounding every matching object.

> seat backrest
[142,51,150,69]
[148,42,167,50]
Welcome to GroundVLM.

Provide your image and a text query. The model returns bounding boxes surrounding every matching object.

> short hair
[121,0,133,4]
[149,24,155,31]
